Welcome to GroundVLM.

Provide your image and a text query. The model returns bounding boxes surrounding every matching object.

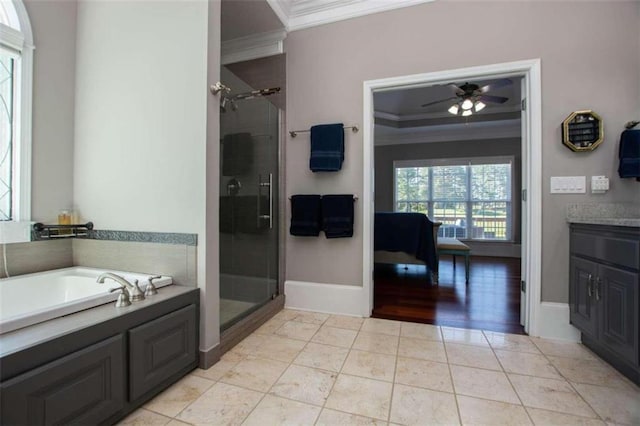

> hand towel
[321,194,354,238]
[618,129,640,181]
[310,123,344,172]
[290,195,322,236]
[222,133,253,176]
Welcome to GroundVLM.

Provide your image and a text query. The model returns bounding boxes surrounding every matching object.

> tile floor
[119,309,640,426]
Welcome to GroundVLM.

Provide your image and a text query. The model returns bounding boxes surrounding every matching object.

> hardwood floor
[373,256,525,334]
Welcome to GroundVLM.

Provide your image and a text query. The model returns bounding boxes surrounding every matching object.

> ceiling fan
[421,78,512,117]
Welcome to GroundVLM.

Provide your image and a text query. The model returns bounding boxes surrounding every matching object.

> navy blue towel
[290,195,322,236]
[310,123,344,172]
[321,195,354,238]
[618,129,640,180]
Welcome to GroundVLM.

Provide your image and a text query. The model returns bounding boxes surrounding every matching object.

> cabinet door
[129,304,197,401]
[0,335,124,425]
[598,265,638,365]
[569,256,598,337]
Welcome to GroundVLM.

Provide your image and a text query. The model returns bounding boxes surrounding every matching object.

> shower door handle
[257,174,273,229]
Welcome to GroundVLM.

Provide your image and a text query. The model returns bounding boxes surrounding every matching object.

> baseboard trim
[536,302,580,342]
[199,343,221,369]
[285,280,364,317]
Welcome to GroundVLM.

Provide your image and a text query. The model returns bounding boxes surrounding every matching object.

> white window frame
[0,0,33,242]
[393,155,515,242]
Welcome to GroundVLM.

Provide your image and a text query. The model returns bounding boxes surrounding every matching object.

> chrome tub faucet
[97,272,145,302]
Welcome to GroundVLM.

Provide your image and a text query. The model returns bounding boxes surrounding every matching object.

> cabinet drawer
[571,231,639,270]
[0,335,124,426]
[129,304,197,401]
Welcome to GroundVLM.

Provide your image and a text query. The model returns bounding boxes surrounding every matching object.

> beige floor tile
[395,356,453,393]
[177,382,263,426]
[316,408,386,425]
[400,322,442,341]
[274,320,321,341]
[325,374,393,420]
[117,408,172,425]
[341,349,396,382]
[325,314,365,331]
[496,349,563,379]
[398,336,447,363]
[293,342,349,372]
[312,325,358,348]
[457,395,532,425]
[191,352,243,382]
[526,407,606,425]
[220,355,289,392]
[530,338,597,360]
[508,374,597,418]
[242,394,322,426]
[442,327,490,347]
[390,383,460,425]
[484,331,542,354]
[273,309,303,322]
[548,356,634,390]
[451,365,520,404]
[290,310,330,325]
[446,342,502,370]
[144,375,214,418]
[361,318,402,336]
[251,335,307,362]
[270,364,337,406]
[231,333,268,356]
[165,420,192,426]
[572,382,640,425]
[254,317,286,335]
[353,331,399,355]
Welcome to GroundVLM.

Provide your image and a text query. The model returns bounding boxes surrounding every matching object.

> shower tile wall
[1,240,73,278]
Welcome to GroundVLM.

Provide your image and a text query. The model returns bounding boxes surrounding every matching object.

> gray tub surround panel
[567,203,640,227]
[1,239,73,279]
[569,223,640,385]
[0,286,199,425]
[72,239,197,287]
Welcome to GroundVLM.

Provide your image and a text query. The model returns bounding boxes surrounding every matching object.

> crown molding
[375,119,521,146]
[265,0,291,30]
[284,0,435,32]
[221,29,287,65]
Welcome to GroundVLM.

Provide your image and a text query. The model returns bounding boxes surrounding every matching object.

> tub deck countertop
[0,285,197,359]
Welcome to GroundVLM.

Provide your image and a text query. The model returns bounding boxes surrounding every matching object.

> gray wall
[24,0,77,223]
[1,240,72,279]
[285,1,640,302]
[374,138,522,245]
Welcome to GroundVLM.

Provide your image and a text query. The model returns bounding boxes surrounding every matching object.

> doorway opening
[362,60,542,336]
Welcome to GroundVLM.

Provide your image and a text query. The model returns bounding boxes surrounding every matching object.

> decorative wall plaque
[562,110,603,152]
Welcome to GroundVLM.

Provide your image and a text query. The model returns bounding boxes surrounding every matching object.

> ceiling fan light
[461,99,474,110]
[474,101,486,112]
[448,104,459,115]
[462,110,473,117]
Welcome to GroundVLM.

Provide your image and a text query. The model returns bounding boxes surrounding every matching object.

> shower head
[219,96,237,113]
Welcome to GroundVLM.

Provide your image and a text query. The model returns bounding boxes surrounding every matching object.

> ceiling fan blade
[447,84,465,96]
[478,78,513,93]
[421,96,458,107]
[478,94,509,104]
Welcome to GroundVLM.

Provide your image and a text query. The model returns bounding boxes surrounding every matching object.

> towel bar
[288,196,358,201]
[289,125,359,138]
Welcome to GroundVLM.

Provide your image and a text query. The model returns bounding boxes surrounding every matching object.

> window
[0,0,32,225]
[394,156,514,241]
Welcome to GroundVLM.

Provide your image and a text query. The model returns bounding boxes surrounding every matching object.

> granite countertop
[566,203,640,227]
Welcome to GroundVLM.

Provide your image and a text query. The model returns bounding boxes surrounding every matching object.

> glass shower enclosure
[219,66,280,331]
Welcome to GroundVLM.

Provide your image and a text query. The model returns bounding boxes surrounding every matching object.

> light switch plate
[591,175,609,193]
[550,176,586,194]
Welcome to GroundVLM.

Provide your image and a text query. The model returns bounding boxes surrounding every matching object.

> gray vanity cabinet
[0,335,124,425]
[129,304,197,401]
[569,223,640,384]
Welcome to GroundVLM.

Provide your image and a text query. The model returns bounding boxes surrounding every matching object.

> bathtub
[0,267,173,334]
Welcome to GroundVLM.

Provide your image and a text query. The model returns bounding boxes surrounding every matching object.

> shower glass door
[219,67,279,331]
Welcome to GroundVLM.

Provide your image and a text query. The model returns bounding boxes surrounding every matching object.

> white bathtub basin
[0,267,172,334]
